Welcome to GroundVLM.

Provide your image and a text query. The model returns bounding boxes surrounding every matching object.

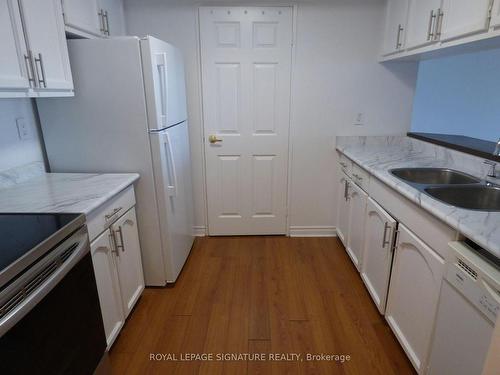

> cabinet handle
[340,162,347,168]
[34,53,47,88]
[23,53,36,87]
[116,227,125,252]
[344,180,349,201]
[382,222,391,248]
[124,219,134,226]
[103,10,110,36]
[427,10,436,41]
[396,24,403,49]
[105,207,123,220]
[98,10,105,33]
[434,9,444,40]
[108,233,119,257]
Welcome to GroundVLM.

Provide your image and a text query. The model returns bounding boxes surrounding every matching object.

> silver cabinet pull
[434,9,444,40]
[382,222,391,248]
[124,219,134,226]
[23,52,36,87]
[98,10,105,33]
[103,10,110,36]
[105,207,123,220]
[34,53,47,88]
[115,227,125,252]
[396,24,403,49]
[344,180,349,201]
[108,233,119,257]
[427,10,436,41]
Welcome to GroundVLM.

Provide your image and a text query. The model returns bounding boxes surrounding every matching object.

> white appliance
[37,36,194,286]
[427,241,500,375]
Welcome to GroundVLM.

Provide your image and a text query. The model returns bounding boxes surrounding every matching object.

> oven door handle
[0,229,90,338]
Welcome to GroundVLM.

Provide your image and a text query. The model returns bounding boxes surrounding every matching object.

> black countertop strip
[408,132,500,162]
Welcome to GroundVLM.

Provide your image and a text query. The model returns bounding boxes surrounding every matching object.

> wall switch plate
[354,112,364,126]
[16,117,31,140]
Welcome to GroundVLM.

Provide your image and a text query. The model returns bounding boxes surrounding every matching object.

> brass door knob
[208,135,222,144]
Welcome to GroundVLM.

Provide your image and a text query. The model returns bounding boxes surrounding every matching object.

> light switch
[16,117,31,140]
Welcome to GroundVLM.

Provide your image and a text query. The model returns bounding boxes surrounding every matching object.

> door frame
[196,4,298,236]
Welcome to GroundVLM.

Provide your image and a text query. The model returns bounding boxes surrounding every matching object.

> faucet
[484,160,497,178]
[495,138,500,156]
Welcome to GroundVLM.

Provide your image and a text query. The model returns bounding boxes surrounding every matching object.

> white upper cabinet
[62,0,126,38]
[490,0,500,28]
[62,0,102,36]
[385,224,445,374]
[20,0,73,91]
[382,0,410,55]
[0,0,29,93]
[406,0,443,49]
[99,0,126,36]
[440,0,493,41]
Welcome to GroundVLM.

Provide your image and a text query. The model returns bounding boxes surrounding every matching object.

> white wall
[124,0,418,233]
[0,99,45,172]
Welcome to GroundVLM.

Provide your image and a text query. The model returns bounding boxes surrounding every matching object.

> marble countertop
[336,136,500,258]
[0,173,140,215]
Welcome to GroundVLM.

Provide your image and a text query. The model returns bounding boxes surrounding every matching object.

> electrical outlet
[354,112,364,126]
[16,117,31,140]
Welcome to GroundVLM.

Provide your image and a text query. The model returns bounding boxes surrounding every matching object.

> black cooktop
[0,213,81,272]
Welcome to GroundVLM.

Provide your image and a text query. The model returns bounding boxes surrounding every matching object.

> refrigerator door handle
[163,132,178,197]
[155,53,168,128]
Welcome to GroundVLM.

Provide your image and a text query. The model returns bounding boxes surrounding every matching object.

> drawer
[351,163,370,191]
[86,185,136,241]
[338,153,352,177]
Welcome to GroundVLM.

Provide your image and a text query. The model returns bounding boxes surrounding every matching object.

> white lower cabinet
[360,197,397,314]
[385,224,445,374]
[346,182,367,271]
[110,207,145,317]
[336,172,350,246]
[90,230,124,348]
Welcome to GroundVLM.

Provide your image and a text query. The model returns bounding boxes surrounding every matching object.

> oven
[0,217,108,375]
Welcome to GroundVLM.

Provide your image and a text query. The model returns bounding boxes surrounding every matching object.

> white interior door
[200,6,293,235]
[360,197,397,314]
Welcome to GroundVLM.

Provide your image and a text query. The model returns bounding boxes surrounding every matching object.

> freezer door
[149,122,194,282]
[141,36,188,130]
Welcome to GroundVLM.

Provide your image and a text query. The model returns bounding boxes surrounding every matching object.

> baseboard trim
[289,226,337,237]
[193,226,207,237]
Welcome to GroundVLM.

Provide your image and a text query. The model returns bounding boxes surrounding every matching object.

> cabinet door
[19,0,73,91]
[0,0,30,91]
[489,0,500,28]
[62,0,102,36]
[336,172,350,247]
[346,182,368,271]
[440,0,492,41]
[99,0,126,36]
[90,230,124,349]
[360,197,397,314]
[406,0,443,49]
[382,0,410,55]
[111,207,145,318]
[385,224,445,374]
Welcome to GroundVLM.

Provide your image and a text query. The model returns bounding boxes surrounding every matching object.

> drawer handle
[105,207,123,220]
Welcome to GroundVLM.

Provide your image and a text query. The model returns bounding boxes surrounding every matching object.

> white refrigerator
[37,36,194,286]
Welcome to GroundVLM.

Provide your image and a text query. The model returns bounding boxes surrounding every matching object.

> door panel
[20,0,73,90]
[382,0,410,55]
[441,0,492,41]
[492,0,500,28]
[99,0,126,36]
[111,207,145,317]
[62,0,101,36]
[385,224,445,374]
[406,0,443,49]
[336,173,350,247]
[346,182,368,271]
[0,0,29,90]
[90,230,124,349]
[200,6,293,235]
[360,197,397,314]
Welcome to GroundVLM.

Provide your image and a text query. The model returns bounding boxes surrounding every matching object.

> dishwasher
[427,241,500,375]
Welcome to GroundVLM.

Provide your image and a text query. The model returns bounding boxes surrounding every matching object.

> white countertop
[0,173,140,215]
[336,136,500,258]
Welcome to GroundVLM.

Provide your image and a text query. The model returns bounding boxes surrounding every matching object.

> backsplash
[0,99,45,187]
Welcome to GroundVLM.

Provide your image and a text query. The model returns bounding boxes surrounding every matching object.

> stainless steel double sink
[390,168,500,211]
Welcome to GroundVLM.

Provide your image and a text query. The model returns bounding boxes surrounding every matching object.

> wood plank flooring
[109,236,415,375]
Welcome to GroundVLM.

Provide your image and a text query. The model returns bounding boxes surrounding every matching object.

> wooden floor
[109,236,415,375]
